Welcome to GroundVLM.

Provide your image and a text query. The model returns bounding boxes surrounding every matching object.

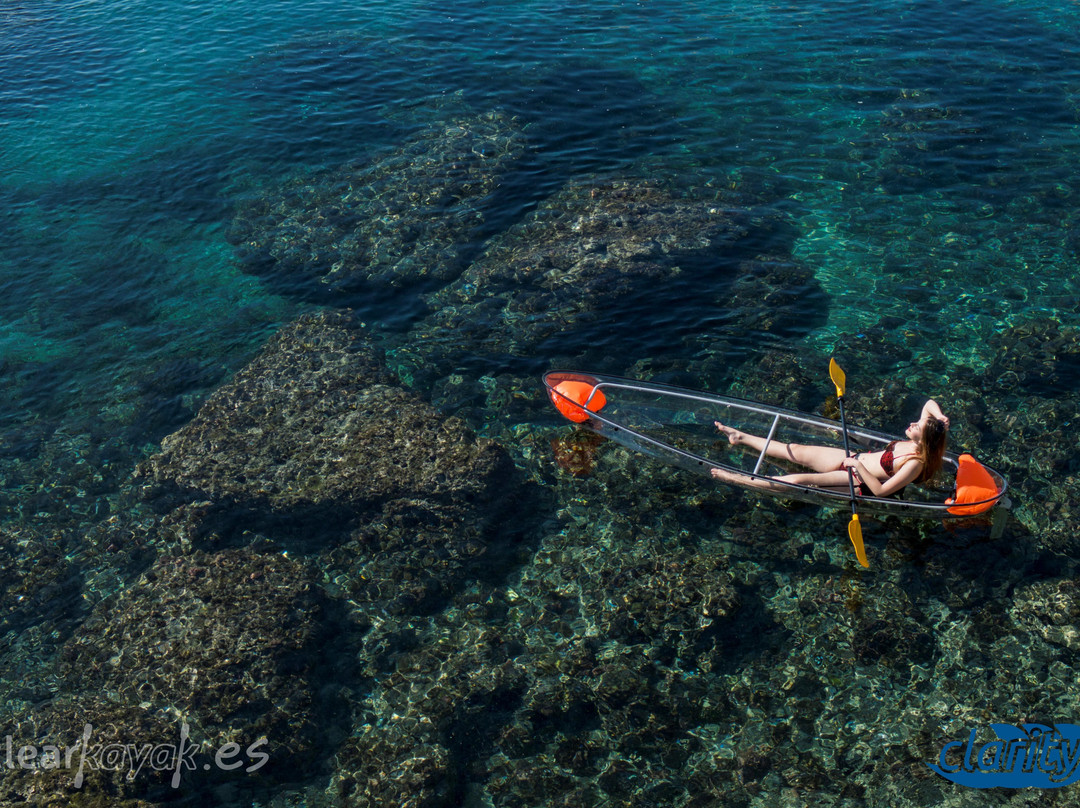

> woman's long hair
[915,417,948,482]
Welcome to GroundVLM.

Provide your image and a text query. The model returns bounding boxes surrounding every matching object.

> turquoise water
[4,0,1080,805]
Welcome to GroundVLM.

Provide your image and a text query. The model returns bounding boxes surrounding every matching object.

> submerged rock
[58,549,341,779]
[586,553,740,655]
[0,547,346,804]
[986,318,1080,398]
[334,619,529,808]
[0,694,186,804]
[390,177,815,384]
[0,421,141,530]
[0,525,83,639]
[323,496,510,617]
[136,310,512,529]
[228,110,527,296]
[428,178,749,344]
[871,90,987,195]
[1011,577,1080,651]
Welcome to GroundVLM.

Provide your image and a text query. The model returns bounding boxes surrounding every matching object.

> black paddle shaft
[837,395,858,508]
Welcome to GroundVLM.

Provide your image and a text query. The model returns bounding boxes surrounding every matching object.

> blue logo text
[928,723,1080,788]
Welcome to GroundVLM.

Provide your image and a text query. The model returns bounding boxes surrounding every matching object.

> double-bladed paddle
[829,358,869,568]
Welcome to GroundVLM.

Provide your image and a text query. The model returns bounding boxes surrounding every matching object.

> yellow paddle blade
[848,514,869,568]
[829,357,846,400]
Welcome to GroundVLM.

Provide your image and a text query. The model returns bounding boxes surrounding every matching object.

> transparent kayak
[543,370,1009,520]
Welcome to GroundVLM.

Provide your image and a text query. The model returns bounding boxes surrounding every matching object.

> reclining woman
[710,400,950,497]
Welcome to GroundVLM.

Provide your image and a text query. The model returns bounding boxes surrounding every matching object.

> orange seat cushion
[550,381,606,423]
[945,453,1001,516]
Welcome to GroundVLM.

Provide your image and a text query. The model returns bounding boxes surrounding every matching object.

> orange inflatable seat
[945,453,1002,516]
[550,380,606,423]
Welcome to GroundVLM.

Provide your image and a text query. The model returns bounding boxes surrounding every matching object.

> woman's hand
[841,457,861,475]
[923,399,950,429]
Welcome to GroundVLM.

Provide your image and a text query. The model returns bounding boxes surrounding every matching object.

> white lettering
[16,745,36,769]
[72,724,94,788]
[170,723,199,788]
[126,744,155,781]
[215,742,242,771]
[245,738,270,773]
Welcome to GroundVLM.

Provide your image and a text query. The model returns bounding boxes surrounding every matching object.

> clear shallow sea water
[3,0,1080,805]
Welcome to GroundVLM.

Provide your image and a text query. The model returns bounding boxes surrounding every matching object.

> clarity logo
[927,723,1080,788]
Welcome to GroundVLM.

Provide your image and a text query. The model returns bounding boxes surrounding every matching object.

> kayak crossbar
[753,413,781,476]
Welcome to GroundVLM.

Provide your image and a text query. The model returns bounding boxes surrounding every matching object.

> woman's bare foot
[710,466,737,482]
[714,421,744,445]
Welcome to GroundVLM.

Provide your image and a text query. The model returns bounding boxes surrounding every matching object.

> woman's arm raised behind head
[921,399,949,429]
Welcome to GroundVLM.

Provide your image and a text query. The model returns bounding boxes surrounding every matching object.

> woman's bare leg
[710,466,853,491]
[711,466,786,490]
[715,422,846,473]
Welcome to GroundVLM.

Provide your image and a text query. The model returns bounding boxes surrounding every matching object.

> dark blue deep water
[4,0,1080,805]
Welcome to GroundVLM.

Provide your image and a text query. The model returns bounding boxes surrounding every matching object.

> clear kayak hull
[543,371,1008,520]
